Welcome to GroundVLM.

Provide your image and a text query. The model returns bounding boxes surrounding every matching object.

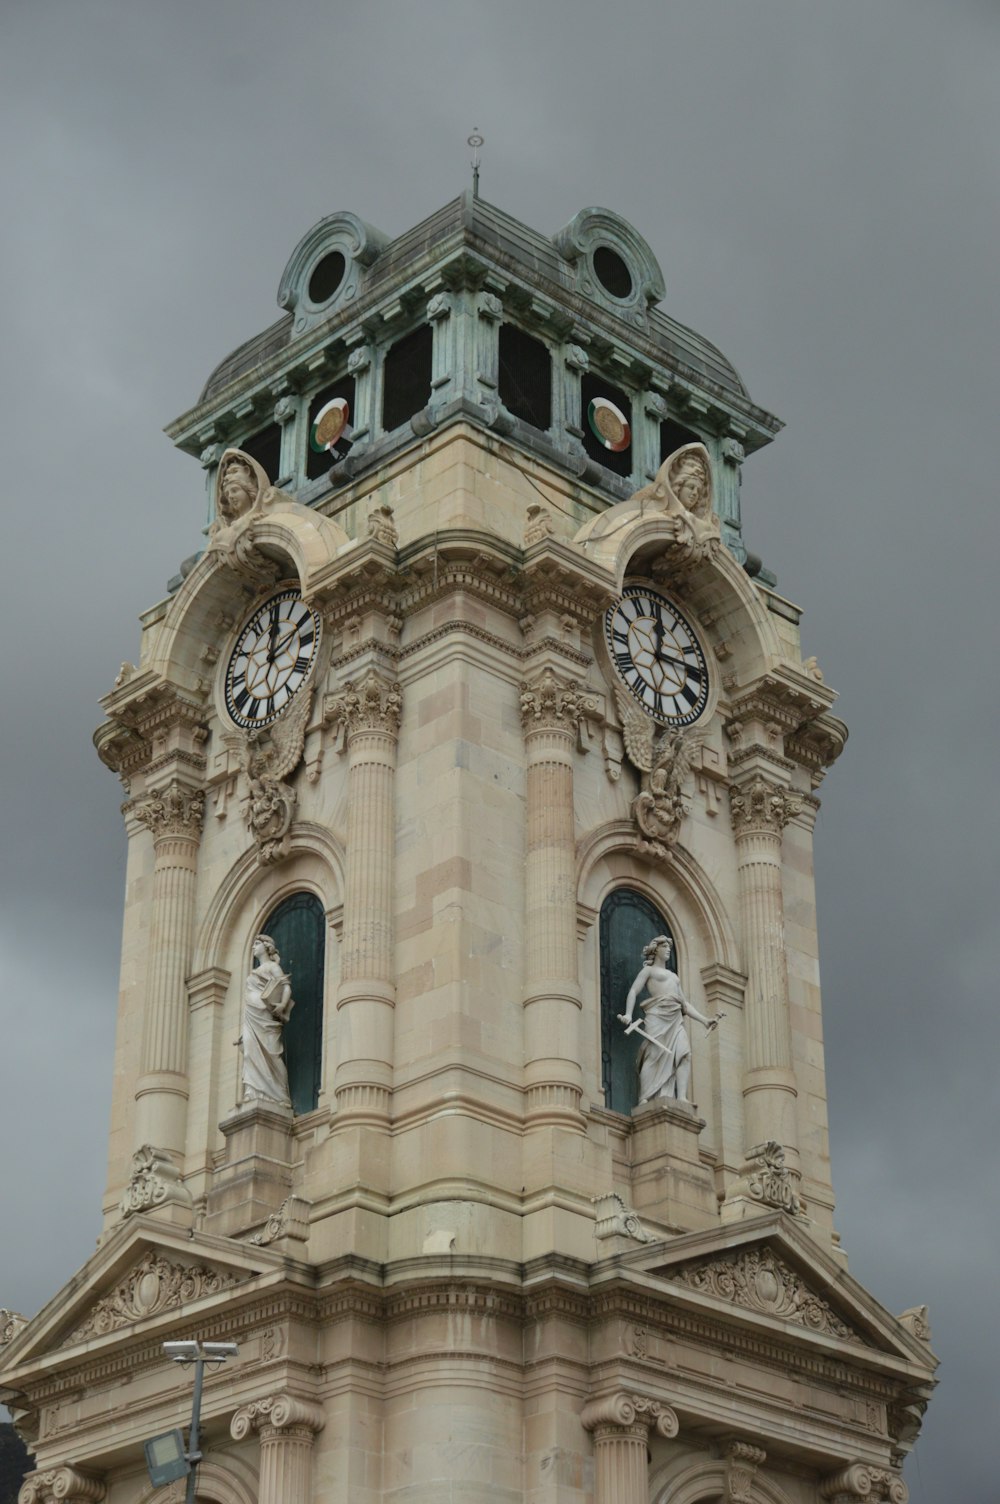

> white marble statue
[618,935,719,1104]
[241,935,295,1107]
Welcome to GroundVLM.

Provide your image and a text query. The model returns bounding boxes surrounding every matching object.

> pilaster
[326,667,402,1128]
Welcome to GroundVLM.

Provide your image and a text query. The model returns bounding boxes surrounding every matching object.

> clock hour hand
[268,604,279,661]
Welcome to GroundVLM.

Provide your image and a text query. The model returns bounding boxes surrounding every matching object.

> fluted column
[131,779,205,1157]
[18,1466,105,1503]
[231,1393,326,1504]
[327,668,402,1125]
[729,775,801,1163]
[520,670,594,1130]
[580,1392,678,1504]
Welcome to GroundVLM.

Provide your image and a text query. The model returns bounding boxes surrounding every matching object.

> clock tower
[1,195,934,1504]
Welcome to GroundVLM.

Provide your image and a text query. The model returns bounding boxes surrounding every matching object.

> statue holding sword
[618,935,722,1105]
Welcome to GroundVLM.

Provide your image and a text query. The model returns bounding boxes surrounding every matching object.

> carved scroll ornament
[580,1391,679,1439]
[231,1392,325,1439]
[675,1247,856,1342]
[725,1441,767,1503]
[820,1463,908,1503]
[0,1309,28,1345]
[18,1468,105,1504]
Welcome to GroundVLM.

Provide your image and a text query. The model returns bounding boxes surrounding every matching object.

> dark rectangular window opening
[660,418,702,463]
[581,372,633,477]
[240,423,282,484]
[382,324,433,434]
[498,323,552,432]
[306,375,357,481]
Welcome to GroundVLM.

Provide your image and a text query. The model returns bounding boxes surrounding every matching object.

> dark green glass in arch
[599,890,674,1114]
[261,892,325,1115]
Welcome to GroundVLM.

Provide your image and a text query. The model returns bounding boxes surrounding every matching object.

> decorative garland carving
[67,1250,242,1343]
[519,669,597,735]
[674,1247,856,1342]
[580,1391,679,1439]
[231,1392,325,1439]
[18,1467,105,1503]
[324,667,402,739]
[133,782,205,842]
[729,776,801,838]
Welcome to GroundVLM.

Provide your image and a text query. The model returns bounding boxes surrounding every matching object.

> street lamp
[144,1340,239,1501]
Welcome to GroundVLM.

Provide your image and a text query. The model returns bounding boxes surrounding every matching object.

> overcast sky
[1,2,997,1497]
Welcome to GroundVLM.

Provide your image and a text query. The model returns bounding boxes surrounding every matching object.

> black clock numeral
[265,695,275,719]
[612,627,629,646]
[294,655,311,675]
[298,630,314,648]
[614,650,633,674]
[233,686,251,713]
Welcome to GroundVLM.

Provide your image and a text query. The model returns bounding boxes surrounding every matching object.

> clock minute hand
[268,604,279,661]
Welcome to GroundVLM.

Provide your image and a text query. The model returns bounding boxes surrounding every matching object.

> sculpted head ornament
[213,447,271,533]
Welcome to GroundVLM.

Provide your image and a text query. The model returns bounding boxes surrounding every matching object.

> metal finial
[468,128,484,200]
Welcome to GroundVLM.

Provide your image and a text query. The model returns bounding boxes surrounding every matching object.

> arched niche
[578,823,739,1124]
[191,824,344,1129]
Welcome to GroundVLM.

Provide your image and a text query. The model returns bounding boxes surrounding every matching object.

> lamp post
[145,1341,239,1501]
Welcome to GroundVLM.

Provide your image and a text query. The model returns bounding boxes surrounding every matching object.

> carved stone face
[654,939,672,964]
[220,460,257,521]
[671,457,709,513]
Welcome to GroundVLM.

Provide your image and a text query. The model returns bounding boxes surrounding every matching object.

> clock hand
[268,604,279,661]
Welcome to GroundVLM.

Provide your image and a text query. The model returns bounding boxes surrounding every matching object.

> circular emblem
[605,586,709,726]
[224,586,321,729]
[587,396,631,452]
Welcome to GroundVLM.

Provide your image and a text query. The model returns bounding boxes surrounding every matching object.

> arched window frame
[598,887,676,1115]
[256,889,327,1116]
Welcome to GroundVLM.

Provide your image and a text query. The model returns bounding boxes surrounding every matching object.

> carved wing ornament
[613,689,702,859]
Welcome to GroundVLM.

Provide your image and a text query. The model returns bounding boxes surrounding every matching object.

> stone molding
[118,1144,192,1219]
[724,1440,767,1503]
[231,1392,326,1439]
[67,1249,242,1343]
[729,776,801,838]
[520,669,597,736]
[132,782,205,843]
[580,1390,679,1439]
[324,667,402,739]
[820,1463,908,1502]
[674,1247,855,1342]
[18,1468,105,1504]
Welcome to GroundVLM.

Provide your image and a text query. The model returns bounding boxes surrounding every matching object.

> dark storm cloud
[2,3,997,1495]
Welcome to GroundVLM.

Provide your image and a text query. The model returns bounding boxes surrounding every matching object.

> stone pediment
[635,1213,938,1369]
[1,1221,267,1374]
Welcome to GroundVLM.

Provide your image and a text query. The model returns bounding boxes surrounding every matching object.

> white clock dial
[605,586,709,726]
[224,586,320,729]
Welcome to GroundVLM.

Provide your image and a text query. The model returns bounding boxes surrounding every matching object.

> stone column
[520,669,591,1130]
[580,1392,678,1504]
[231,1393,326,1503]
[729,774,801,1166]
[327,668,402,1125]
[18,1467,105,1503]
[131,779,205,1160]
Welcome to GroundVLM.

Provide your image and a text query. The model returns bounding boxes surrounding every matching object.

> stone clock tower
[1,195,934,1504]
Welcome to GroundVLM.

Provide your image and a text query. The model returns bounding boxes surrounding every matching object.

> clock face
[605,586,709,726]
[224,586,320,729]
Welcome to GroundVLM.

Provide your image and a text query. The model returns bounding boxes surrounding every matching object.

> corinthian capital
[231,1392,326,1440]
[133,781,205,842]
[580,1391,678,1440]
[729,776,801,837]
[324,668,402,739]
[520,669,597,736]
[18,1468,105,1504]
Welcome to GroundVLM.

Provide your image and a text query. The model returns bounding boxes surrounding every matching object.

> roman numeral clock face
[224,586,320,728]
[605,586,710,726]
